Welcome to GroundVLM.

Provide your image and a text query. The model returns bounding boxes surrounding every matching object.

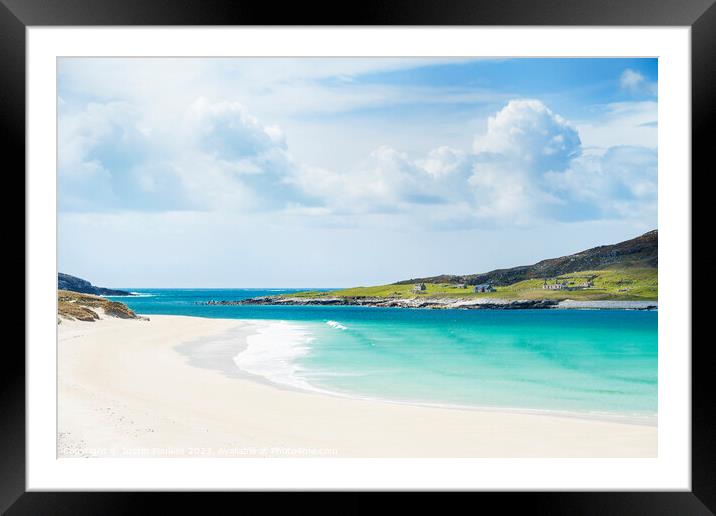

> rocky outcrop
[205,296,560,310]
[206,297,657,310]
[394,230,658,287]
[58,273,133,296]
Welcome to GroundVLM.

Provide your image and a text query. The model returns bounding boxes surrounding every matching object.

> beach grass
[58,289,138,321]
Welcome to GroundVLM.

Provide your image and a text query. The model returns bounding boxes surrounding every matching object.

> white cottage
[473,284,494,293]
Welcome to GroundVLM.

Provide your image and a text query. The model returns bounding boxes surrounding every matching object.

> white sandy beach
[58,315,657,458]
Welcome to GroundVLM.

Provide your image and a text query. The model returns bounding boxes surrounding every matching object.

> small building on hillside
[455,283,467,289]
[542,279,568,290]
[413,283,427,292]
[576,280,594,288]
[473,284,494,293]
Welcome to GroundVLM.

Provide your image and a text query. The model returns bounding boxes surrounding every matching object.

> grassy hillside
[284,231,658,302]
[58,290,138,322]
[486,268,657,300]
[289,267,657,301]
[396,230,657,287]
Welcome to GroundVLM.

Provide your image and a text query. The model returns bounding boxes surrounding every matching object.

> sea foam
[102,292,156,298]
[233,321,318,392]
[326,320,347,330]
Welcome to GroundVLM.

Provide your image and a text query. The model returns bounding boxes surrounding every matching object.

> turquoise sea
[112,288,658,422]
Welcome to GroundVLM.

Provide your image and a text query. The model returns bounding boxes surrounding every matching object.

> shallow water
[114,288,657,421]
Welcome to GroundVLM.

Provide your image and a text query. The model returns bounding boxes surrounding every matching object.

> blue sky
[58,58,657,288]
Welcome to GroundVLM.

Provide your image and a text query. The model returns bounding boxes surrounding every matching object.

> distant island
[58,272,134,296]
[225,230,658,310]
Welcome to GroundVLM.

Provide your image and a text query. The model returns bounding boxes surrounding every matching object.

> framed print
[4,0,712,512]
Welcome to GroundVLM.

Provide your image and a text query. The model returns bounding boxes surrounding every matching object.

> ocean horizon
[109,288,658,424]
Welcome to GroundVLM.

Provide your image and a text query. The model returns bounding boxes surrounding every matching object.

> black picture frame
[3,0,710,513]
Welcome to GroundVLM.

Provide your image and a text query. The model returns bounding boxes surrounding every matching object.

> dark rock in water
[58,273,133,296]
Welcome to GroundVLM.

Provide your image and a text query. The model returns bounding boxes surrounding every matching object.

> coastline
[182,321,657,427]
[59,314,657,458]
[207,296,657,310]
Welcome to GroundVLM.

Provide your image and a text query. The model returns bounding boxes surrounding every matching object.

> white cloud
[473,99,581,171]
[187,97,287,158]
[544,145,657,222]
[59,97,308,213]
[289,146,443,214]
[463,99,582,224]
[619,68,657,96]
[577,101,657,150]
[288,100,600,227]
[59,101,158,211]
[59,92,656,231]
[57,58,513,180]
[419,146,469,178]
[58,58,497,120]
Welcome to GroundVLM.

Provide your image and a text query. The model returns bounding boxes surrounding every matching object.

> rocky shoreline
[203,296,657,310]
[58,272,133,296]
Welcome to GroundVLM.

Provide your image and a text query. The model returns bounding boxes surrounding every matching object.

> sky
[58,58,658,288]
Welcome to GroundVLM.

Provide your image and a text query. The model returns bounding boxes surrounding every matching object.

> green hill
[290,231,658,301]
[395,230,657,287]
